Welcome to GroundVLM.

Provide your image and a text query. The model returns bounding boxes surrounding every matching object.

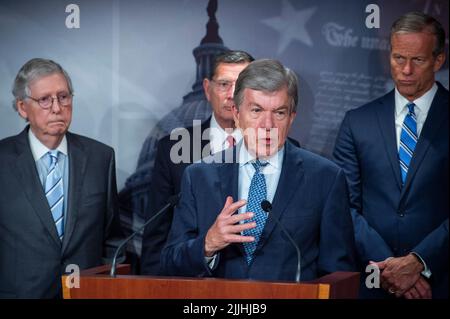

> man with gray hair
[333,12,448,298]
[0,58,123,298]
[161,59,356,281]
[141,50,255,275]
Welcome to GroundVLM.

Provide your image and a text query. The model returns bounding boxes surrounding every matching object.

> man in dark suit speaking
[160,59,356,281]
[333,12,448,298]
[140,50,254,275]
[0,58,122,298]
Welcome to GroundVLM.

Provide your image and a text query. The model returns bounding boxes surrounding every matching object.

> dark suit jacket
[140,118,212,275]
[160,140,356,281]
[0,127,122,298]
[333,82,449,298]
[140,117,301,275]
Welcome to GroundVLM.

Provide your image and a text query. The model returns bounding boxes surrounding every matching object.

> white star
[262,0,317,54]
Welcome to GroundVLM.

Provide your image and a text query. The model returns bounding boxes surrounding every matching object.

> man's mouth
[398,80,416,85]
[258,138,273,145]
[48,121,65,125]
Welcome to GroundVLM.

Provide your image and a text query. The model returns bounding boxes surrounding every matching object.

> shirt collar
[28,128,68,162]
[238,141,284,171]
[395,83,438,116]
[209,113,242,149]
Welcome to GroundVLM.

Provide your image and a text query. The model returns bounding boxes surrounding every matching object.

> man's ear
[203,78,211,102]
[16,100,28,120]
[232,105,240,128]
[289,111,297,127]
[433,53,446,73]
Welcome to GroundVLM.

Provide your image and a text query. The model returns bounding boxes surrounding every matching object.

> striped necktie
[399,102,418,185]
[226,135,236,149]
[45,150,64,240]
[243,160,268,264]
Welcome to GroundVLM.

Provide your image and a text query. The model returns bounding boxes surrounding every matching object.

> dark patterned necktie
[243,160,268,264]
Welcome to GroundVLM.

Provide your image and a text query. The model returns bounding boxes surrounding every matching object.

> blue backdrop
[0,0,448,259]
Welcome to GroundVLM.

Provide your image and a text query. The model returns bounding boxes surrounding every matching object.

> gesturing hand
[204,196,256,257]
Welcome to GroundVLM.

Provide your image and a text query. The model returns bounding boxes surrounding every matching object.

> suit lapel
[12,127,62,248]
[217,145,242,256]
[258,142,304,251]
[400,84,448,198]
[61,132,88,254]
[189,117,212,163]
[375,91,403,190]
[200,117,212,155]
[217,146,239,204]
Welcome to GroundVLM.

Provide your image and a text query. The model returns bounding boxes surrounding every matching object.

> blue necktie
[45,151,64,240]
[243,160,268,264]
[399,103,418,185]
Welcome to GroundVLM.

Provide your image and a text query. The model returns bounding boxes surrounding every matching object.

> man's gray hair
[233,59,298,113]
[391,11,446,57]
[12,58,73,111]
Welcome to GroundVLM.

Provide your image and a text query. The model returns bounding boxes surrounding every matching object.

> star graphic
[261,0,317,54]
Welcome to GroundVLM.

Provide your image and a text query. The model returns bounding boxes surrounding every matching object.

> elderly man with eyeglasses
[0,58,123,298]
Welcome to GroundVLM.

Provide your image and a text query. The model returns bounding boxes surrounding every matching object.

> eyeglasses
[26,92,73,109]
[211,79,234,92]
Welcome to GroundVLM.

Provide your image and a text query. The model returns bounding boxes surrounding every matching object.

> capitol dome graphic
[118,0,228,267]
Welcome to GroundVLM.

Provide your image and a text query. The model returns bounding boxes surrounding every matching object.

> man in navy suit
[140,51,301,276]
[0,58,122,298]
[161,59,356,281]
[140,50,254,275]
[333,12,448,299]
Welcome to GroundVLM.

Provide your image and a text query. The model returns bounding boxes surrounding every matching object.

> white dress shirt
[394,83,437,150]
[209,113,242,154]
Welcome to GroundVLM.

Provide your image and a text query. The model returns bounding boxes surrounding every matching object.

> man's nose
[262,111,274,128]
[50,97,62,113]
[226,82,236,98]
[402,59,413,75]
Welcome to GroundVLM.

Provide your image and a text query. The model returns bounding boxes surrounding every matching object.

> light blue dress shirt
[28,129,69,229]
[205,142,285,267]
[237,143,284,215]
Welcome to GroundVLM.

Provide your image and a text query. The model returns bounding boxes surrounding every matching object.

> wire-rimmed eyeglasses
[25,92,73,109]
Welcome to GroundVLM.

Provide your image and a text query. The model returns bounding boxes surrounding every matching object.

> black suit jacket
[140,119,212,275]
[0,127,122,298]
[140,117,300,275]
[333,82,448,298]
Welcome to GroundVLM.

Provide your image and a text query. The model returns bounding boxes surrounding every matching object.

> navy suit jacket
[160,141,356,281]
[333,82,449,298]
[0,127,123,298]
[141,117,301,275]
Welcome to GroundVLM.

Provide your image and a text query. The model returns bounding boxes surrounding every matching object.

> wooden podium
[62,264,359,299]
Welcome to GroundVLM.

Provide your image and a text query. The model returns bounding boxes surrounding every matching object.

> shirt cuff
[411,252,432,279]
[205,254,218,269]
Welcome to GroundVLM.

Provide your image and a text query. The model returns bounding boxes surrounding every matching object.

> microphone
[261,200,301,283]
[110,193,181,277]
